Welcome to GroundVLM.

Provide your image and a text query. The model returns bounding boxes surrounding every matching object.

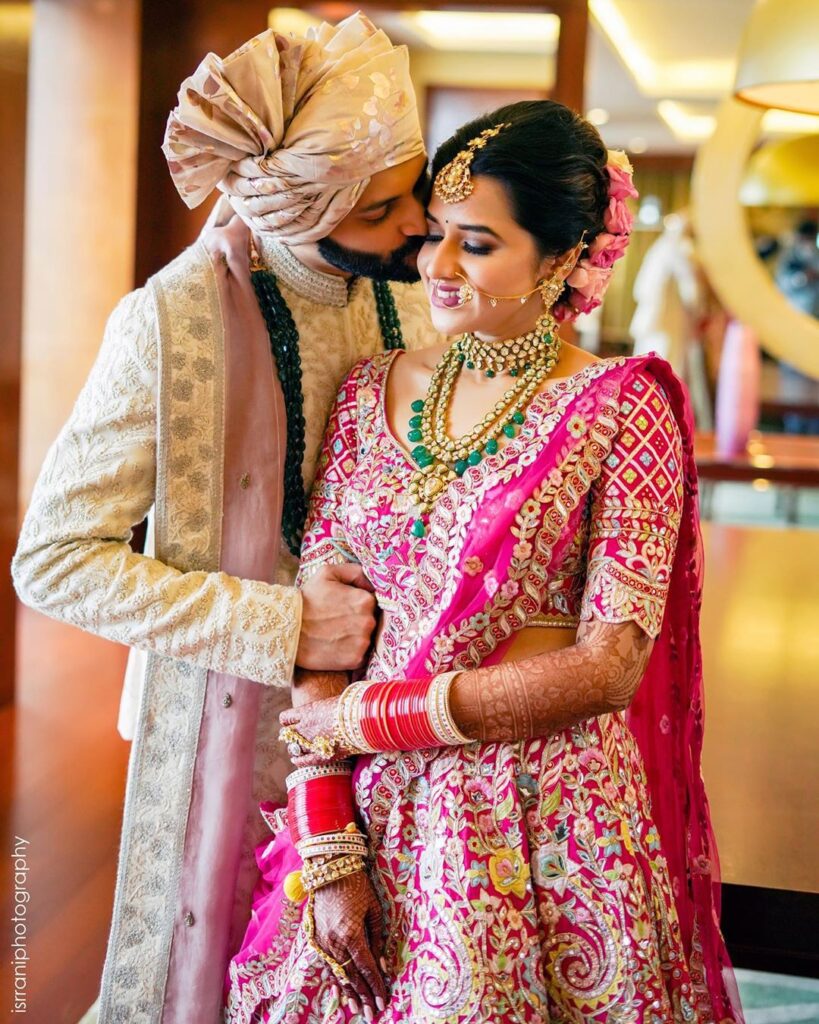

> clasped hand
[279,695,358,766]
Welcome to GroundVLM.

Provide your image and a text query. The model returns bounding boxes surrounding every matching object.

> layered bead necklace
[406,313,561,537]
[249,241,405,556]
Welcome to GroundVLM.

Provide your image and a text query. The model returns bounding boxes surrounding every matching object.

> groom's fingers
[326,562,375,592]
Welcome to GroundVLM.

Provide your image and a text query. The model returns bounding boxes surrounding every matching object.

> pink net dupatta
[620,360,745,1024]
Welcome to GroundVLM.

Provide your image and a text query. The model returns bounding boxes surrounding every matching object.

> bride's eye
[425,233,443,243]
[463,241,492,256]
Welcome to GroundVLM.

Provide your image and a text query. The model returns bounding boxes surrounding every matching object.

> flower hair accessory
[552,148,638,323]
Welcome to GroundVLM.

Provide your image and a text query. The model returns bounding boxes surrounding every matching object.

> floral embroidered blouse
[298,350,684,673]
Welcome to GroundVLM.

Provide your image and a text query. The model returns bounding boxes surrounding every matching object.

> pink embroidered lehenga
[223,350,744,1024]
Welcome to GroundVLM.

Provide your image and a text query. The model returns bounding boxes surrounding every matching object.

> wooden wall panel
[0,3,31,707]
[135,0,273,283]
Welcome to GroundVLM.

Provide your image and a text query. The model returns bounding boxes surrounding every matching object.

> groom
[11,14,438,1024]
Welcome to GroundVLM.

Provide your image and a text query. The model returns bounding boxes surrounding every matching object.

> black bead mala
[250,268,406,557]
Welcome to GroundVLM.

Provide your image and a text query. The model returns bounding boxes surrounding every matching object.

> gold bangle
[301,853,366,893]
[428,670,473,745]
[336,681,378,754]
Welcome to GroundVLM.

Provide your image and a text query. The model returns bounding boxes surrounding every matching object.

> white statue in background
[630,210,713,428]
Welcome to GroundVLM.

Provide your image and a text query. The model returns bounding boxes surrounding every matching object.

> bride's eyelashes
[423,234,493,256]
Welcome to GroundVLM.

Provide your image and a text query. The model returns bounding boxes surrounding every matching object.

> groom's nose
[398,192,428,238]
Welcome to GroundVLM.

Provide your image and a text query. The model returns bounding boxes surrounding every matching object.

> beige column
[19,0,140,509]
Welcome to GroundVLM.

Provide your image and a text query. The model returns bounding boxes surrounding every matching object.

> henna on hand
[292,667,348,707]
[449,618,653,743]
[312,869,388,1015]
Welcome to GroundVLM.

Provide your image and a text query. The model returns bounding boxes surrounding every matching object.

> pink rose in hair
[588,231,630,269]
[553,302,573,323]
[564,261,612,315]
[567,261,612,301]
[570,290,602,316]
[606,164,638,200]
[603,196,634,235]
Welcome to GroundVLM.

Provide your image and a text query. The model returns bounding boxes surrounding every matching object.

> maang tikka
[434,122,511,205]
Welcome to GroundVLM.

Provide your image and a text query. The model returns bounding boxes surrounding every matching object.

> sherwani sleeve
[11,286,301,687]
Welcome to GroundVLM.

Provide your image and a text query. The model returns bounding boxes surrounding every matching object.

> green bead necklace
[406,315,561,538]
[250,251,405,556]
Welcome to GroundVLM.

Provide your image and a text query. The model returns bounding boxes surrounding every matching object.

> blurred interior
[1,1,817,1019]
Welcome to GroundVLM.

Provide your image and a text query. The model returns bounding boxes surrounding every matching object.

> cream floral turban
[162,12,425,244]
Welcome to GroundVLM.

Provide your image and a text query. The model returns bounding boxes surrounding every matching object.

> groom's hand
[297,563,376,670]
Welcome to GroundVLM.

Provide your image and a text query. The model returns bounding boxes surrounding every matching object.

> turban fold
[163,12,424,244]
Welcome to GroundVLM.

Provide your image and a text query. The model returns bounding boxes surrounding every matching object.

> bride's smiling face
[418,174,558,341]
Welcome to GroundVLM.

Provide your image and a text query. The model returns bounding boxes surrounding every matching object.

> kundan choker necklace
[455,312,556,378]
[249,239,406,556]
[405,315,562,537]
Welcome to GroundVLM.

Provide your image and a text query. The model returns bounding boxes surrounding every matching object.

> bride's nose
[424,240,461,284]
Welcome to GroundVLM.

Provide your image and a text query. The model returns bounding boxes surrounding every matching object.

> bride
[223,100,744,1024]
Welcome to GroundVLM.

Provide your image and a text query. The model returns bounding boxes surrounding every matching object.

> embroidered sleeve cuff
[281,588,302,684]
[221,579,304,686]
[579,556,669,639]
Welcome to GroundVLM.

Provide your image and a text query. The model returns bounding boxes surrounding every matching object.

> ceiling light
[586,108,610,126]
[400,11,560,53]
[628,137,648,154]
[590,0,735,97]
[735,0,819,115]
[657,101,716,142]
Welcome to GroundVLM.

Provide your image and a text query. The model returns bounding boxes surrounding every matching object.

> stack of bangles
[284,764,368,985]
[336,669,472,754]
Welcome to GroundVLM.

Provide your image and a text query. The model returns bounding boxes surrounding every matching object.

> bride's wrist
[334,671,475,753]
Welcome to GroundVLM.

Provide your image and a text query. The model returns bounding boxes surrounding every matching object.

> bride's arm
[448,617,652,742]
[283,367,685,756]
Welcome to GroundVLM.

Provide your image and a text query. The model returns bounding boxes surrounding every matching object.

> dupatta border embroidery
[379,357,631,678]
[444,371,624,673]
[98,241,225,1022]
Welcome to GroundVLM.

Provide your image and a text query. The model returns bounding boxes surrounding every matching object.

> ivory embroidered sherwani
[11,216,438,1024]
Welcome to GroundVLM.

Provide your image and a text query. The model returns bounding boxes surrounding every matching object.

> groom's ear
[414,165,433,206]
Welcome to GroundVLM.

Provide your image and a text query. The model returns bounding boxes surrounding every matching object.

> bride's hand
[312,870,388,1017]
[279,696,359,765]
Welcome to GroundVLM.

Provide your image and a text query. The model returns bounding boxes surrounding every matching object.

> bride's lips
[429,279,466,309]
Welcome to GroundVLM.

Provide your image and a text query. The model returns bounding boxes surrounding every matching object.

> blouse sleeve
[579,368,685,639]
[296,361,365,587]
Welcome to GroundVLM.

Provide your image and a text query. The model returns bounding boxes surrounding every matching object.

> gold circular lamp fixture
[692,99,819,380]
[739,133,819,206]
[734,0,819,114]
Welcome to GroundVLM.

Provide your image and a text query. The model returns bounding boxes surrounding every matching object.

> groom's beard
[317,235,424,283]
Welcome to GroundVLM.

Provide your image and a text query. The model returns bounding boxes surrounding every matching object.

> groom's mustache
[317,234,426,283]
